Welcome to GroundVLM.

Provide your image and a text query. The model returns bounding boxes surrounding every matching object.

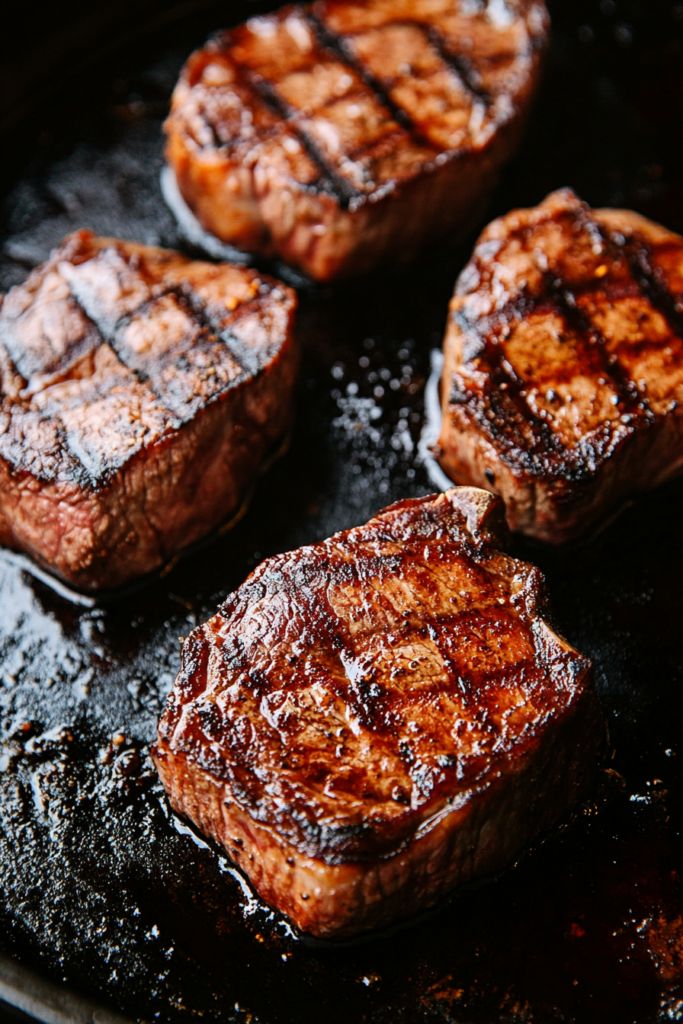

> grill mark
[0,298,101,385]
[108,289,253,416]
[426,26,491,105]
[104,287,171,390]
[456,202,652,457]
[455,302,564,458]
[200,113,223,151]
[583,215,683,415]
[307,11,437,152]
[8,282,176,480]
[177,285,238,351]
[55,285,232,424]
[180,287,261,381]
[622,234,683,341]
[49,364,152,487]
[231,53,360,209]
[550,283,645,420]
[499,202,648,421]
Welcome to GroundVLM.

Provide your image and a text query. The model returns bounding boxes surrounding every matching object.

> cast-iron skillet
[1,2,683,1021]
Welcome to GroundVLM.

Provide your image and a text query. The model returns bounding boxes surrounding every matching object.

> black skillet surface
[1,2,683,1021]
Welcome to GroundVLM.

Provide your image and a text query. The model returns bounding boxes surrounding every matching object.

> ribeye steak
[166,0,548,281]
[0,231,297,592]
[154,487,604,939]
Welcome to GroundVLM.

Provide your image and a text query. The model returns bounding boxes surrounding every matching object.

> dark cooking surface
[1,1,683,1022]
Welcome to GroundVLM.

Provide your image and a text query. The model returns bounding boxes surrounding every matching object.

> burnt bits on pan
[165,0,549,282]
[153,487,604,940]
[0,231,298,592]
[438,188,683,544]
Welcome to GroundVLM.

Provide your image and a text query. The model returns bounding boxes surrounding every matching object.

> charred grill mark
[550,282,646,419]
[311,14,488,154]
[426,26,491,105]
[230,50,360,209]
[51,279,249,437]
[622,234,683,342]
[201,115,224,152]
[173,286,252,381]
[108,286,174,335]
[455,301,565,458]
[103,289,178,407]
[307,11,436,151]
[308,13,415,133]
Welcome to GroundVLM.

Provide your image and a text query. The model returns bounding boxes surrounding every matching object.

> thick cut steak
[0,231,297,592]
[153,487,604,939]
[438,189,683,543]
[166,0,548,281]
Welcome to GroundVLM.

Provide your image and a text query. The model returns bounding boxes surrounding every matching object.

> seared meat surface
[154,487,603,939]
[439,189,683,543]
[166,0,548,281]
[0,231,297,592]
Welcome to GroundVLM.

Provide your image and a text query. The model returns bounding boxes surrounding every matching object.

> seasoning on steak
[0,231,297,592]
[165,0,549,282]
[438,188,683,543]
[153,486,604,939]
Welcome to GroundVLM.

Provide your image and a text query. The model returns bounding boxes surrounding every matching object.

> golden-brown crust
[0,231,298,590]
[165,0,549,280]
[438,188,683,542]
[153,487,604,937]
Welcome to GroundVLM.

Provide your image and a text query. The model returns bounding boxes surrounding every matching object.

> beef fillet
[438,189,683,543]
[166,0,549,281]
[0,231,297,592]
[153,487,604,939]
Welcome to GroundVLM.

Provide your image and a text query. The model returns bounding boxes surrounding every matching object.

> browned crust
[438,188,683,542]
[165,0,549,280]
[153,487,604,938]
[154,683,603,939]
[0,231,298,591]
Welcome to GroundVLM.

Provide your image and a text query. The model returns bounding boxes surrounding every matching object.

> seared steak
[153,487,603,939]
[0,231,297,592]
[438,188,683,543]
[166,0,548,281]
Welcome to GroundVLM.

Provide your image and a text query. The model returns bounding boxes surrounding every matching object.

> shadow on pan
[1,2,683,1023]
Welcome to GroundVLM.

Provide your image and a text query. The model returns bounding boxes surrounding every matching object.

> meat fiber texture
[0,231,298,592]
[438,189,683,543]
[154,487,604,939]
[165,0,549,281]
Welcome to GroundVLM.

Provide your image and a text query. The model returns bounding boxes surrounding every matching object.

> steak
[165,0,549,282]
[438,188,683,543]
[0,231,297,592]
[153,487,604,939]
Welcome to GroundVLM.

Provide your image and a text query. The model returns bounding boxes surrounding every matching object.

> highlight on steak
[153,487,604,940]
[0,231,297,592]
[438,188,683,543]
[165,0,549,281]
